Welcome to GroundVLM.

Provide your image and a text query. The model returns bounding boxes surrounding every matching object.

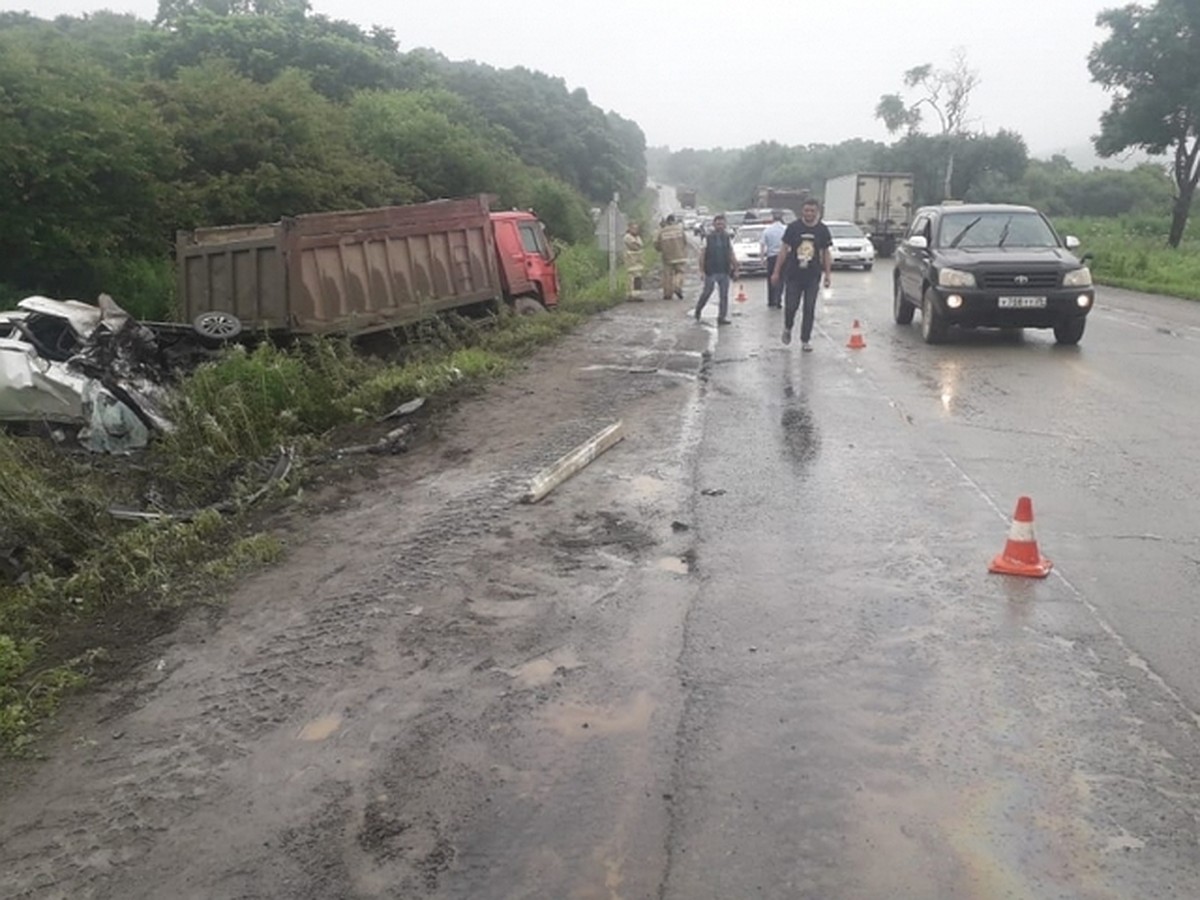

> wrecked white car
[0,295,239,453]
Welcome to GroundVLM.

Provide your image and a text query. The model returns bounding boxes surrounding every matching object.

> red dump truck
[176,195,560,337]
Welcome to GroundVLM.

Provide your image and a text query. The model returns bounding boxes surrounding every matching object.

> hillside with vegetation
[0,2,646,318]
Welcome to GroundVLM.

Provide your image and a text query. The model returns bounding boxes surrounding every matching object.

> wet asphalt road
[3,188,1198,899]
[668,264,1200,897]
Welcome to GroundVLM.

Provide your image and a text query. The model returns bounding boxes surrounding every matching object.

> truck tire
[512,295,546,316]
[893,278,914,325]
[1053,317,1086,345]
[920,287,948,344]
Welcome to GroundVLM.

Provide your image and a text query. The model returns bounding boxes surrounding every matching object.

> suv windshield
[939,212,1058,249]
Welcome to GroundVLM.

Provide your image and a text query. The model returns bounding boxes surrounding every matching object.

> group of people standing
[625,199,833,351]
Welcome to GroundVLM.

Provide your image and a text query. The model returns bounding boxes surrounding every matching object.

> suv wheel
[1053,317,1086,345]
[920,288,948,344]
[893,278,914,325]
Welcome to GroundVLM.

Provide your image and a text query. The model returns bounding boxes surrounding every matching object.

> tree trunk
[1168,181,1195,248]
[1169,136,1200,249]
[942,152,955,201]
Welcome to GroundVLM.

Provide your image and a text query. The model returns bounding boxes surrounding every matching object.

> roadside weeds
[0,243,630,755]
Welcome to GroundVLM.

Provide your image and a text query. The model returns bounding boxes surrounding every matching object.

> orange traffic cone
[846,319,866,349]
[989,496,1053,578]
[735,283,748,303]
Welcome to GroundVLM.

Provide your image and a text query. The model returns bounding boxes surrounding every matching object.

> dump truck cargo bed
[177,196,504,336]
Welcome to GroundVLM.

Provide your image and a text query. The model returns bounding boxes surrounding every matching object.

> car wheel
[893,278,914,325]
[193,310,243,341]
[920,288,947,344]
[1053,317,1086,345]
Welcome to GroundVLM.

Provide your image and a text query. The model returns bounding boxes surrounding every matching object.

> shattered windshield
[939,212,1058,249]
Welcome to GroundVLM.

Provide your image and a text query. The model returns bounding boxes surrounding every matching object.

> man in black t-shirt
[770,198,832,350]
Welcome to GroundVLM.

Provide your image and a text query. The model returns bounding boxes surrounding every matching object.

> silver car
[731,224,770,276]
[825,220,876,270]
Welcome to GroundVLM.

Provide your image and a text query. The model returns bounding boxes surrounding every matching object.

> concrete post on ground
[595,193,623,296]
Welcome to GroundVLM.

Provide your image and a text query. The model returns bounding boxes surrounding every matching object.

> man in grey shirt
[759,210,787,309]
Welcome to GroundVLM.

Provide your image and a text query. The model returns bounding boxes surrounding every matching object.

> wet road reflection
[780,362,821,474]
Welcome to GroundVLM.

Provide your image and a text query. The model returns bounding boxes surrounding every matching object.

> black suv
[892,203,1094,345]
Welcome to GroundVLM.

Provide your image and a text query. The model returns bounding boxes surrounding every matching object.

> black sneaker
[717,318,732,326]
[693,307,701,321]
[674,288,684,300]
[781,328,792,345]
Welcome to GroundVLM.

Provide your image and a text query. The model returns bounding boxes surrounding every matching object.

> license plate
[998,296,1046,308]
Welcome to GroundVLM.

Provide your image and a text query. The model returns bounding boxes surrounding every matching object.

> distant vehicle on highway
[892,203,1094,345]
[731,224,770,276]
[825,220,876,271]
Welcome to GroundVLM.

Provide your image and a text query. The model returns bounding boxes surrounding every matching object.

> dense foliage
[0,4,645,315]
[1089,0,1200,246]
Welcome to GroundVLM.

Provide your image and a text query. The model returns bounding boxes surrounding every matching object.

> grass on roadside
[1056,215,1200,300]
[0,242,626,754]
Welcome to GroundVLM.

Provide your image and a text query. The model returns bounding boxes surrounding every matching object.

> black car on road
[892,203,1095,345]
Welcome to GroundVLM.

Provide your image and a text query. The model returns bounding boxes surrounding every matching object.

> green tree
[876,48,981,198]
[149,61,408,226]
[1089,0,1200,246]
[145,2,399,101]
[0,29,179,306]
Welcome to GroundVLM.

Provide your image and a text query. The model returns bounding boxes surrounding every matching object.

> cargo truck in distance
[675,187,698,209]
[177,195,560,338]
[822,173,914,257]
[753,186,811,216]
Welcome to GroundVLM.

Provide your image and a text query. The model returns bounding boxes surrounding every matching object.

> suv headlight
[1063,266,1093,287]
[938,267,976,288]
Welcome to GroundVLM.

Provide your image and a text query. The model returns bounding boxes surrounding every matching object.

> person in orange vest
[654,214,689,300]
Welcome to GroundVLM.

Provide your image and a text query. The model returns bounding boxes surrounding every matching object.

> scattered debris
[522,420,626,504]
[379,396,426,422]
[700,488,726,497]
[670,520,690,532]
[108,445,295,522]
[627,366,658,375]
[333,424,413,458]
[406,605,424,616]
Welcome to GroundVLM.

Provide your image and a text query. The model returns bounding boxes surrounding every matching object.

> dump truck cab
[490,211,561,310]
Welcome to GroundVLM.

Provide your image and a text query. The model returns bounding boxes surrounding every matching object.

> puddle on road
[297,713,342,742]
[548,690,656,738]
[656,556,690,575]
[505,647,585,687]
[629,474,669,500]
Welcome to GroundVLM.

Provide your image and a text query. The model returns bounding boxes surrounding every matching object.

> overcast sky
[5,0,1130,163]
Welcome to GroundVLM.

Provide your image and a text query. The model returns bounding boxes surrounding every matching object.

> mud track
[0,297,714,899]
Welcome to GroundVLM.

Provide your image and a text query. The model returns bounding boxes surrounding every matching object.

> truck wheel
[193,310,243,341]
[893,278,914,325]
[1053,317,1086,345]
[512,295,546,316]
[920,288,947,344]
